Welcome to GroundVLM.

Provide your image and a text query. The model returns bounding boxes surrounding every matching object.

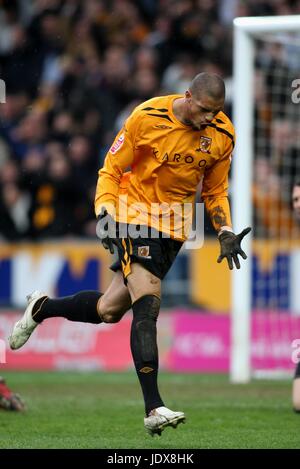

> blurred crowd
[253,28,300,238]
[0,0,300,241]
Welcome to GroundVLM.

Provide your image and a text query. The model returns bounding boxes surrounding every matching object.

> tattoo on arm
[209,205,228,230]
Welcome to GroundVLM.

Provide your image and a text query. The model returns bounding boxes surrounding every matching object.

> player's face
[292,185,300,221]
[185,90,224,130]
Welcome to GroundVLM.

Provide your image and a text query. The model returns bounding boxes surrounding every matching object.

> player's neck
[172,97,188,126]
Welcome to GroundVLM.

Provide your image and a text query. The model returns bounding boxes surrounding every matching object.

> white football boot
[9,291,48,350]
[144,406,186,436]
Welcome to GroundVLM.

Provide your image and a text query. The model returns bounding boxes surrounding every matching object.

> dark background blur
[1,0,299,242]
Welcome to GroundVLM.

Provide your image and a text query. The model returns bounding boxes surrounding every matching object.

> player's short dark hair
[189,72,225,101]
[293,180,300,188]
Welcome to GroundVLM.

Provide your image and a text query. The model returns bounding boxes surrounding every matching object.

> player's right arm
[95,109,143,253]
[94,109,141,218]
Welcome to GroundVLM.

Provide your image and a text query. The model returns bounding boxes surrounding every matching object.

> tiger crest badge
[197,136,212,153]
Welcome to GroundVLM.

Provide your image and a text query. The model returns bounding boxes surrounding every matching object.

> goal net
[231,16,300,382]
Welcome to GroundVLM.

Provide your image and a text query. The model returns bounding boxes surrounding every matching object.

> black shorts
[110,224,183,282]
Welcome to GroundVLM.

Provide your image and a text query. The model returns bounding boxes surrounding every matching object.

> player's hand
[96,207,117,254]
[217,227,251,270]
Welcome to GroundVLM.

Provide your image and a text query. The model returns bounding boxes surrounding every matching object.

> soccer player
[0,376,25,411]
[292,181,300,413]
[8,73,250,435]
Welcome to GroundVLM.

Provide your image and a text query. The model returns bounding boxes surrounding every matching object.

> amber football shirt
[95,95,235,240]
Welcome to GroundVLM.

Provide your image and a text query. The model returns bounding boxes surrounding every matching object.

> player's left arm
[201,135,251,270]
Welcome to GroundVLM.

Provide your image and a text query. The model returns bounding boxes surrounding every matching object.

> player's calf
[32,291,103,324]
[131,294,165,414]
[9,290,103,350]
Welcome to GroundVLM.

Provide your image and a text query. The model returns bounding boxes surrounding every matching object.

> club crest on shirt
[110,133,125,154]
[138,246,151,258]
[197,136,212,153]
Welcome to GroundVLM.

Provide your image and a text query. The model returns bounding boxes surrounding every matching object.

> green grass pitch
[0,371,298,449]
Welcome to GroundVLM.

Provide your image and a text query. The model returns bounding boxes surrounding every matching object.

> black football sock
[32,291,102,324]
[130,294,164,415]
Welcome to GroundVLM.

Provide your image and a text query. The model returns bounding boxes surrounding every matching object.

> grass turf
[0,371,298,449]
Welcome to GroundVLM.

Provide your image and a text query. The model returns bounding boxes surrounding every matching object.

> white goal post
[231,15,300,383]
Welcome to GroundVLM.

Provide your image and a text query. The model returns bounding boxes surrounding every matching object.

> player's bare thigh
[127,263,161,303]
[98,271,131,323]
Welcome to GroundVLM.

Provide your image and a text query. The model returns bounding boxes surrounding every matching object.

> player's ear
[185,90,191,99]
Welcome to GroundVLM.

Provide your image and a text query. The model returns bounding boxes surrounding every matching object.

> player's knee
[98,297,122,323]
[100,305,123,323]
[102,312,122,323]
[132,294,160,322]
